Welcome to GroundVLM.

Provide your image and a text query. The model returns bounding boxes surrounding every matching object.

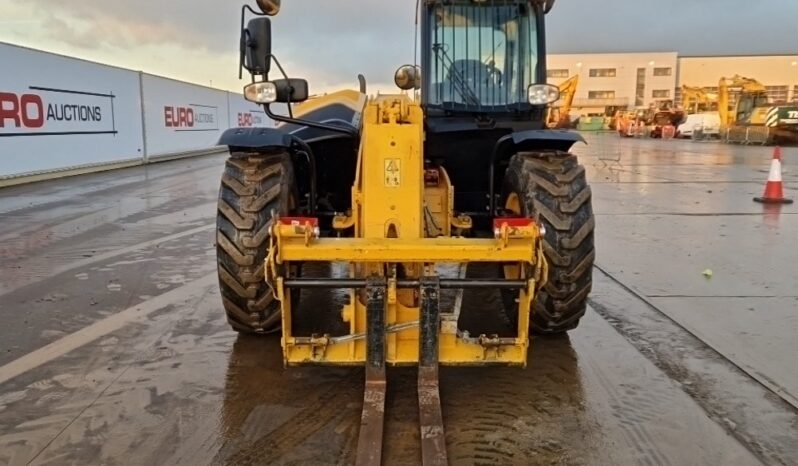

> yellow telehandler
[216,1,595,463]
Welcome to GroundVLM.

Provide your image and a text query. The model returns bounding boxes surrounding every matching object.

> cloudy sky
[1,0,796,93]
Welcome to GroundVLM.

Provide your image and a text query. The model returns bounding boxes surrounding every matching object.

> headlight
[528,84,560,105]
[244,82,277,104]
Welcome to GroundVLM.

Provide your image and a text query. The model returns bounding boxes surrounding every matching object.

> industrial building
[548,52,798,116]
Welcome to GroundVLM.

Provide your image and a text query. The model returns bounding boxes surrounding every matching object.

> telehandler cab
[216,0,595,463]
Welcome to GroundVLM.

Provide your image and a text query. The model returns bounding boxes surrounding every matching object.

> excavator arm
[718,75,768,126]
[547,74,579,128]
[681,85,717,114]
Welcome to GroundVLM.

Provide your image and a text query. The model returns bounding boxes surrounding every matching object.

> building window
[652,89,671,99]
[653,67,672,77]
[547,69,569,78]
[793,85,798,102]
[589,68,616,78]
[589,90,616,100]
[766,85,789,103]
[674,88,682,106]
[635,68,646,106]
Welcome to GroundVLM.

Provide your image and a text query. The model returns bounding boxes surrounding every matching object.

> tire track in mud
[217,382,358,465]
[438,276,583,464]
[214,334,363,465]
[446,376,527,465]
[365,347,589,466]
[440,335,592,466]
[590,268,798,466]
[586,360,673,466]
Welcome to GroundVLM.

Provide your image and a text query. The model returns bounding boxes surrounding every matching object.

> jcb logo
[0,92,45,128]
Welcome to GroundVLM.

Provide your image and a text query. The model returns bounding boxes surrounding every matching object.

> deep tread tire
[502,151,595,334]
[216,150,294,334]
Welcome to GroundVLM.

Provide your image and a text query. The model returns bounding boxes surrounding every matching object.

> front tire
[216,150,294,333]
[501,151,596,334]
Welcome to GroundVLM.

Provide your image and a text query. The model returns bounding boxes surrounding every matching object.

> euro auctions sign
[237,111,266,127]
[163,104,219,131]
[0,86,116,137]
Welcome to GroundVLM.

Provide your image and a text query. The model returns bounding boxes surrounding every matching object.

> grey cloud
[18,0,241,52]
[546,0,798,55]
[14,0,798,92]
[16,0,418,89]
[268,1,416,90]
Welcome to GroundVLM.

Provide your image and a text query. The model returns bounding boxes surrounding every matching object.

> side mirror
[273,79,309,103]
[243,17,272,75]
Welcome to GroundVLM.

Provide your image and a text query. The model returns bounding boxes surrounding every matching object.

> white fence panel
[227,93,272,128]
[141,74,230,157]
[0,43,144,177]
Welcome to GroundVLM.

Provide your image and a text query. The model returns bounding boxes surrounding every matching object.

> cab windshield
[425,2,538,112]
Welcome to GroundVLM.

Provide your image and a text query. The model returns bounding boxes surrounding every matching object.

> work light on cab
[244,81,277,104]
[528,84,560,105]
[256,0,280,15]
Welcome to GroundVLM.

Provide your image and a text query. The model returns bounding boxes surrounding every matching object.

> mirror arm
[263,104,358,137]
[268,54,294,119]
[263,54,357,136]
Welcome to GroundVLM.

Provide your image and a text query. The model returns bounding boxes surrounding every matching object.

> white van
[677,112,721,138]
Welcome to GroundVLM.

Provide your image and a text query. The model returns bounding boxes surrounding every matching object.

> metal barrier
[724,126,772,145]
[745,126,772,145]
[691,125,716,143]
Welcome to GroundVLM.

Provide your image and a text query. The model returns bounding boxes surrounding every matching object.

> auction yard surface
[0,137,796,465]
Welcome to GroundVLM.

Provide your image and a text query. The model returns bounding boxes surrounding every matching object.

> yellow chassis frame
[265,95,547,368]
[270,222,546,367]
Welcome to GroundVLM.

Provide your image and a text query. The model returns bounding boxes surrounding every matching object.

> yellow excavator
[718,75,769,127]
[719,75,798,144]
[216,0,594,464]
[547,74,579,128]
[681,85,718,114]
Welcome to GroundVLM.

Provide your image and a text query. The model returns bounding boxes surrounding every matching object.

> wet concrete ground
[0,139,796,465]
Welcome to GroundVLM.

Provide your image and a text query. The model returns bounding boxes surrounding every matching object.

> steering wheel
[450,59,502,88]
[485,60,503,86]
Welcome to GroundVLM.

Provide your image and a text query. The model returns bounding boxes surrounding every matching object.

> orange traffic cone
[754,147,793,204]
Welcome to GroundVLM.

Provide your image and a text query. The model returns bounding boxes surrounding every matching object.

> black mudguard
[218,127,294,150]
[510,129,586,153]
